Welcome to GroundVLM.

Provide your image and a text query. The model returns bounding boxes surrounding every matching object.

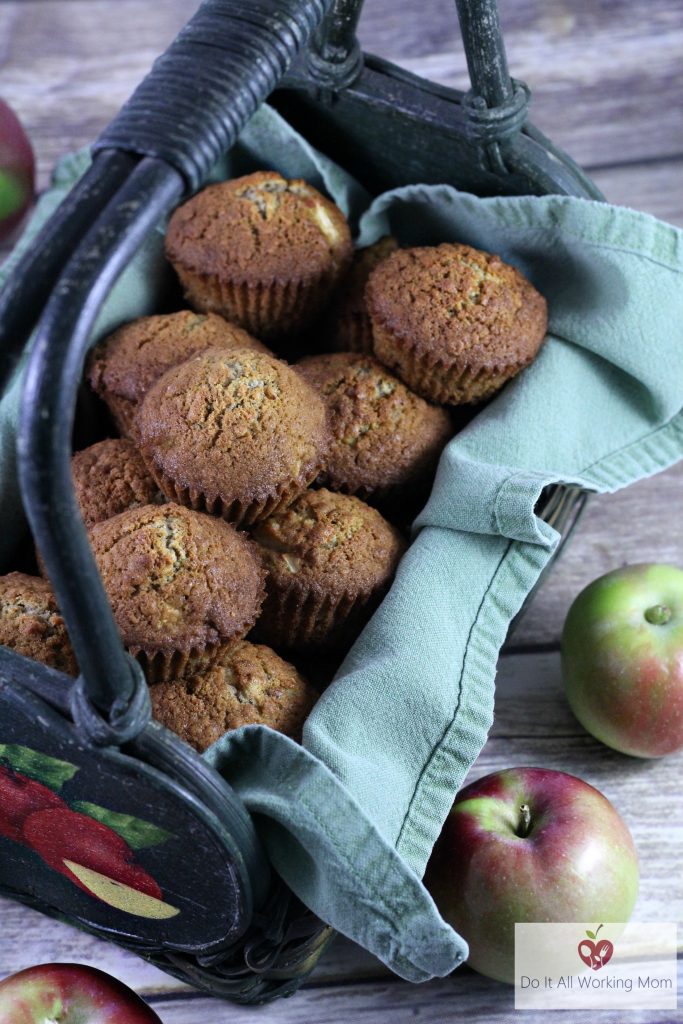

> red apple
[561,563,683,757]
[0,963,161,1023]
[424,767,639,984]
[0,98,35,240]
[0,766,67,842]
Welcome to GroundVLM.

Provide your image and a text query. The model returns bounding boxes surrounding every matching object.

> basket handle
[94,0,333,194]
[309,0,529,153]
[16,0,333,744]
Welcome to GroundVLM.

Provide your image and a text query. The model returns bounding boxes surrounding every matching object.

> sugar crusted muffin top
[87,310,268,411]
[88,503,265,653]
[0,572,77,675]
[165,171,352,284]
[297,352,452,496]
[149,641,317,752]
[366,242,547,367]
[137,346,329,508]
[71,438,160,527]
[252,488,406,599]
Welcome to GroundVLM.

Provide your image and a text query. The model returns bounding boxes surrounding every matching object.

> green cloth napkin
[2,105,682,982]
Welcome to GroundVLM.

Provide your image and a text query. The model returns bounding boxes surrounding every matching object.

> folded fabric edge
[394,536,554,872]
[204,726,467,982]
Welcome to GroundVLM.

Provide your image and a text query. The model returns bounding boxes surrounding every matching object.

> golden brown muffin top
[297,352,453,496]
[137,347,329,508]
[88,503,265,653]
[366,243,548,368]
[165,171,353,284]
[0,572,77,675]
[87,310,268,409]
[252,488,406,599]
[150,641,317,752]
[71,438,161,527]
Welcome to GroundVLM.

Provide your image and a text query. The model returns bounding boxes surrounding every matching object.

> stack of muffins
[0,170,547,754]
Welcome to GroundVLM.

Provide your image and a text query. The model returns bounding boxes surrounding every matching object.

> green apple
[561,563,683,757]
[424,767,639,984]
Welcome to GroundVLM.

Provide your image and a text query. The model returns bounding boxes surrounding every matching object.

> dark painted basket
[0,0,594,1004]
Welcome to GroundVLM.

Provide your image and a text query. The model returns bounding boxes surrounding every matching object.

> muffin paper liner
[129,639,238,684]
[253,577,383,652]
[149,463,324,528]
[371,319,533,406]
[173,265,345,342]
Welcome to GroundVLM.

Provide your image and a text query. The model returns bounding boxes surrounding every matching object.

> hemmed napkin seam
[393,538,554,873]
[394,538,512,860]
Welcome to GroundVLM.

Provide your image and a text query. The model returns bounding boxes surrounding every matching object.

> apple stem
[518,803,532,838]
[644,604,672,625]
[595,923,603,938]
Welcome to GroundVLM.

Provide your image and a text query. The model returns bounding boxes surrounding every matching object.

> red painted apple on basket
[0,744,179,918]
[425,767,639,985]
[0,963,162,1024]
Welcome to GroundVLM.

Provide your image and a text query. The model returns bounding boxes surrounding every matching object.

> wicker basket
[0,0,594,1004]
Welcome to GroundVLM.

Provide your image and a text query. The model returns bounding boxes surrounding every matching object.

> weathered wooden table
[1,2,681,1021]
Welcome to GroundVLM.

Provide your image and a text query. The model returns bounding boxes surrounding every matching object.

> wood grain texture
[1,0,682,190]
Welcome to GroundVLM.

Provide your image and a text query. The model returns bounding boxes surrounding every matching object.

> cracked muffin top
[149,641,317,752]
[71,438,161,527]
[252,488,406,599]
[87,310,269,435]
[297,352,453,497]
[165,170,352,284]
[0,572,77,675]
[88,503,265,653]
[137,346,329,515]
[366,242,548,367]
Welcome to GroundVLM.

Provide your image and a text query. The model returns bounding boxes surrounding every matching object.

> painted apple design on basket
[577,924,614,971]
[0,764,68,842]
[0,743,179,919]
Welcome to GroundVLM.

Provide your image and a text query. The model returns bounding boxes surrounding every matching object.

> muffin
[137,347,329,527]
[150,641,317,753]
[88,503,265,682]
[297,352,453,500]
[330,236,398,353]
[252,488,406,651]
[165,171,353,341]
[0,573,77,675]
[366,243,548,405]
[87,310,269,437]
[71,438,161,527]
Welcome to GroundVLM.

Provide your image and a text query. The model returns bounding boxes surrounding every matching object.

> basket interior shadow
[0,0,592,1004]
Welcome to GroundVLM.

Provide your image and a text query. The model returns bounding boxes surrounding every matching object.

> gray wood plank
[592,158,683,228]
[0,0,681,193]
[142,968,682,1024]
[358,0,683,170]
